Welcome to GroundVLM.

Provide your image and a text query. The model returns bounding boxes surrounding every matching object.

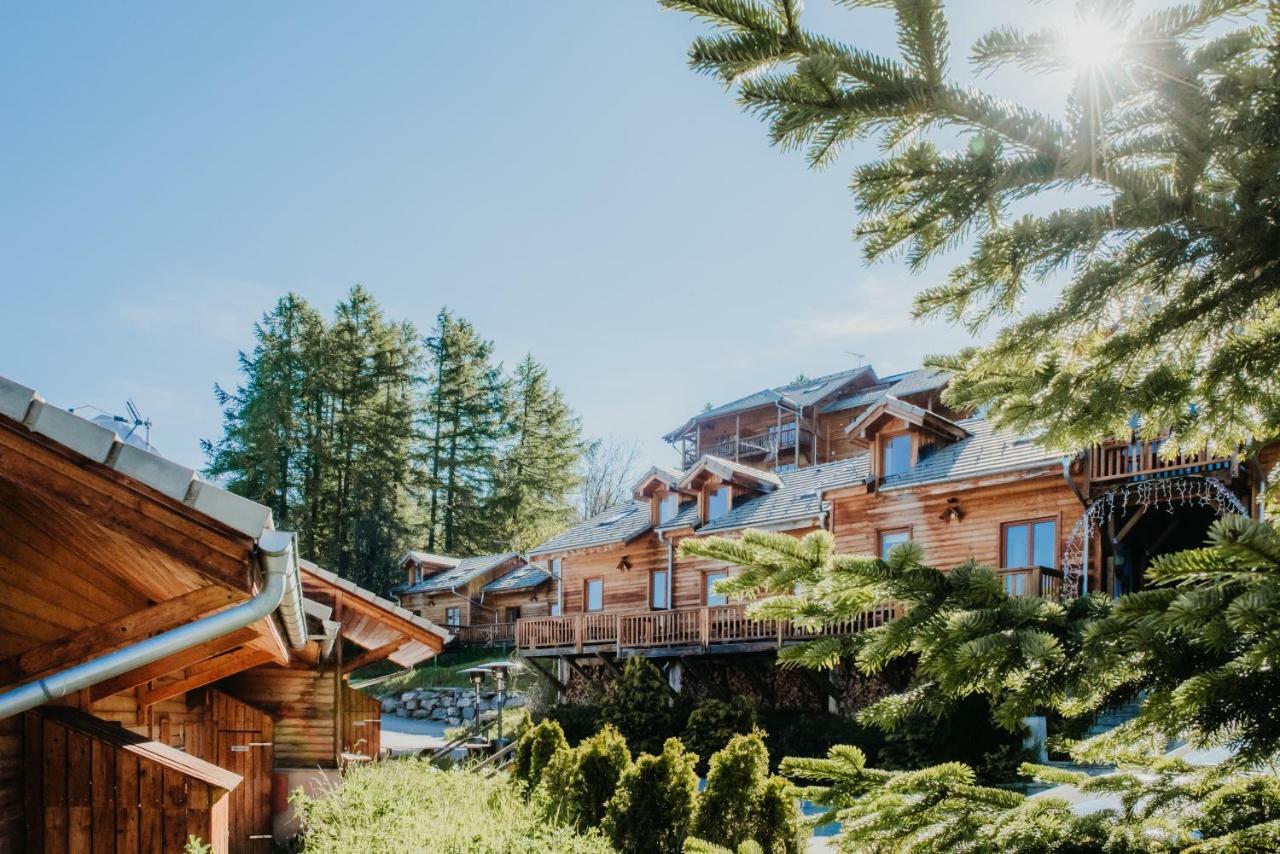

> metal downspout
[0,529,304,720]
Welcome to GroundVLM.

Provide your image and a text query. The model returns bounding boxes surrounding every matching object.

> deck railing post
[699,607,710,650]
[574,614,583,654]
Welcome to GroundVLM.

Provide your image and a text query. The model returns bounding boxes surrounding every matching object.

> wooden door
[216,730,272,854]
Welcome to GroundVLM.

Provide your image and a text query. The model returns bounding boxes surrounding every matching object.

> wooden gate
[341,684,381,760]
[186,691,274,854]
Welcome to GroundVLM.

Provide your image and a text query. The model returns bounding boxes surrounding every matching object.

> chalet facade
[520,364,1275,683]
[0,374,450,853]
[395,550,552,646]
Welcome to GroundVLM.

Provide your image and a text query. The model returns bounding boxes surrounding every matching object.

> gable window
[650,568,671,610]
[585,577,604,612]
[445,606,461,626]
[1003,518,1057,569]
[879,528,911,560]
[707,485,732,522]
[883,434,911,476]
[704,570,729,607]
[659,492,680,525]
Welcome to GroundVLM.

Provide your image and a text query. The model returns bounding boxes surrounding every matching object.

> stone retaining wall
[380,687,526,727]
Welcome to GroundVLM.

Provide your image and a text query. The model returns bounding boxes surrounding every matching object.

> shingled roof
[399,552,521,595]
[529,500,653,556]
[820,368,950,415]
[664,365,874,441]
[878,417,1060,491]
[482,562,552,594]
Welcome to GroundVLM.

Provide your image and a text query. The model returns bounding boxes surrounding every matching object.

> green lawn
[368,646,540,694]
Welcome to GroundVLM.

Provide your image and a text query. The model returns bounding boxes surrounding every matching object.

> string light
[1062,476,1248,595]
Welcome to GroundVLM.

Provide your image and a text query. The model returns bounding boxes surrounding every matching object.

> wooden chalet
[394,551,552,647]
[0,374,448,853]
[520,363,1276,698]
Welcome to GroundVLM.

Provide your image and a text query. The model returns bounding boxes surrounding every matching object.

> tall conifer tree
[492,354,585,551]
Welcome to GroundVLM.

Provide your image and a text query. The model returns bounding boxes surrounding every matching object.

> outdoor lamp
[483,660,522,746]
[459,666,491,740]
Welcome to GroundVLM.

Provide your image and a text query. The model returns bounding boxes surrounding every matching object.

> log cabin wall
[217,667,338,769]
[401,591,476,629]
[831,475,1083,571]
[482,588,551,622]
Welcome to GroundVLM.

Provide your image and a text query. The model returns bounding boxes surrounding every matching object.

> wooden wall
[341,685,381,760]
[830,475,1082,571]
[219,667,338,769]
[0,716,19,854]
[20,711,232,854]
[401,591,475,629]
[483,588,551,622]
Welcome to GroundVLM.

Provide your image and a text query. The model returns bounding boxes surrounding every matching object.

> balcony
[1088,437,1233,484]
[515,602,900,657]
[997,566,1063,598]
[453,622,516,646]
[705,424,809,464]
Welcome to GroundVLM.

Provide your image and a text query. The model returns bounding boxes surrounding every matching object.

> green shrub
[603,737,699,854]
[292,759,611,852]
[876,694,1031,783]
[683,696,757,771]
[545,702,603,745]
[536,723,633,830]
[600,657,680,755]
[514,718,568,789]
[692,731,800,854]
[761,709,881,771]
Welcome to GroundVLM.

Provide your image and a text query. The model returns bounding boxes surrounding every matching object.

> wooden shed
[22,705,241,854]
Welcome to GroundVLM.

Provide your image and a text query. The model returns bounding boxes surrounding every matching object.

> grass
[375,646,540,694]
[290,759,613,853]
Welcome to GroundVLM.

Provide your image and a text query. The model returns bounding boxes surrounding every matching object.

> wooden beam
[1114,505,1148,543]
[89,626,259,701]
[0,585,237,689]
[596,653,623,678]
[523,656,568,695]
[304,571,445,653]
[139,647,274,707]
[341,636,408,676]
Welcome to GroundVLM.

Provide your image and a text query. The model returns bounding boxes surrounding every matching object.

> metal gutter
[0,529,304,721]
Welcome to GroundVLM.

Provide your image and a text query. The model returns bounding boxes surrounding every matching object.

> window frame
[881,432,912,477]
[584,577,605,612]
[1000,515,1060,569]
[706,484,732,522]
[658,492,681,525]
[648,567,672,610]
[877,526,912,561]
[703,569,730,607]
[444,606,461,627]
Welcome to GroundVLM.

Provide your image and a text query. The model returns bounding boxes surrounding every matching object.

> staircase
[1024,699,1145,793]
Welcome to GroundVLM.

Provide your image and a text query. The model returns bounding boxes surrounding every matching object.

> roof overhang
[844,396,970,447]
[678,455,783,494]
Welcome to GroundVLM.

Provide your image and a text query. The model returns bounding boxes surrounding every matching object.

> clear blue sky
[1,1,1077,470]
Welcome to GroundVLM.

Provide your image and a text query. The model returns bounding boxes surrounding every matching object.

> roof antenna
[844,351,866,367]
[68,399,154,450]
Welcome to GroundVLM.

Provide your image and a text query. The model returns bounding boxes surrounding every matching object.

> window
[882,434,911,476]
[705,570,728,607]
[1003,518,1058,568]
[504,606,521,623]
[550,558,562,616]
[775,463,797,474]
[585,578,604,612]
[707,486,732,522]
[650,568,671,610]
[659,492,680,524]
[445,606,461,626]
[879,529,911,560]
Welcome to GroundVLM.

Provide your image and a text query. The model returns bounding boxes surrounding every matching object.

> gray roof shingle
[530,501,653,556]
[820,368,950,415]
[665,366,874,439]
[879,417,1060,491]
[698,455,870,534]
[482,562,552,593]
[400,552,520,594]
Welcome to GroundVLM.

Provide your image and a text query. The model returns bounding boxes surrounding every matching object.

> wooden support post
[574,614,584,655]
[597,653,623,678]
[524,656,569,695]
[614,613,622,657]
[699,607,710,651]
[334,591,344,766]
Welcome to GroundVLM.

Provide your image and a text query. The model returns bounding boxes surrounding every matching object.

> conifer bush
[603,737,699,854]
[599,657,680,755]
[513,718,568,790]
[692,731,800,854]
[535,724,633,830]
[683,695,758,772]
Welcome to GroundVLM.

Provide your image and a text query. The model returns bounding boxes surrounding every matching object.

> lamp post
[483,660,521,747]
[459,667,489,742]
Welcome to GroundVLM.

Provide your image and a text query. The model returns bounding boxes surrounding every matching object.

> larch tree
[421,308,507,555]
[661,0,1280,467]
[492,354,586,551]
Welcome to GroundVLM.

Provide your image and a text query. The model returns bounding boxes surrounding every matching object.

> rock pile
[380,687,525,727]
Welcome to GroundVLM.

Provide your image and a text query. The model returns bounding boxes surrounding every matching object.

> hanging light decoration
[1061,476,1248,595]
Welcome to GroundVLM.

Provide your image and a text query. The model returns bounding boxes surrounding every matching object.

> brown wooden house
[520,363,1276,700]
[0,374,449,853]
[395,551,552,646]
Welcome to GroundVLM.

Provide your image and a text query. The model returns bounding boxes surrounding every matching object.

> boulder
[412,709,430,719]
[403,700,419,711]
[446,716,462,727]
[461,707,476,720]
[381,700,398,714]
[431,707,449,720]
[400,692,416,703]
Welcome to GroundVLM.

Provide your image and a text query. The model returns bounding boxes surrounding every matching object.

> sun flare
[1064,17,1122,69]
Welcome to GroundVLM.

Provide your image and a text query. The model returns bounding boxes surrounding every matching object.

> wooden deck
[1088,437,1234,484]
[515,602,900,657]
[516,567,1067,657]
[453,622,516,646]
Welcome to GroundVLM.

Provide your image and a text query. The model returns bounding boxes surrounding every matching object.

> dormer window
[707,485,732,522]
[883,434,911,477]
[659,492,680,524]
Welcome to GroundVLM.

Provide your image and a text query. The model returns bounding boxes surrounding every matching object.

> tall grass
[292,759,613,853]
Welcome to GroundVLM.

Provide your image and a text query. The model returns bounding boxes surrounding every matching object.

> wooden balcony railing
[707,424,806,462]
[454,623,517,646]
[997,566,1063,598]
[1088,437,1231,484]
[516,602,901,655]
